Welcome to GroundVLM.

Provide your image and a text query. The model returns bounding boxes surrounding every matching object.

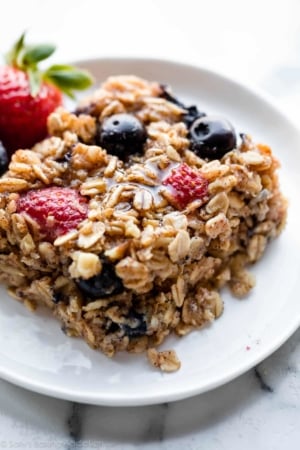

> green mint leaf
[23,44,56,65]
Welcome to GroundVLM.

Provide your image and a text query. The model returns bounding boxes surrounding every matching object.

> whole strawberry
[0,33,93,156]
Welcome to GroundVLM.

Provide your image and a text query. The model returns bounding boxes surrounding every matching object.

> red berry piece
[162,163,209,209]
[17,187,88,242]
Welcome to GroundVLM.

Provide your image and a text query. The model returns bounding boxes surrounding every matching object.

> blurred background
[1,0,300,119]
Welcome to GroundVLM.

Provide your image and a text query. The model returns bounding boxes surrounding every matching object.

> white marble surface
[0,0,300,448]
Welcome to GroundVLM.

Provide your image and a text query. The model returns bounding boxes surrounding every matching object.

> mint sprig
[5,32,93,98]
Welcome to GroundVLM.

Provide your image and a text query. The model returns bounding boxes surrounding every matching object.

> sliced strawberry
[17,187,88,242]
[162,163,209,208]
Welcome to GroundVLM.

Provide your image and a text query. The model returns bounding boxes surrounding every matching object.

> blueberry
[189,116,236,159]
[53,292,64,304]
[121,311,147,338]
[96,113,147,159]
[159,83,186,108]
[53,291,69,304]
[106,311,147,338]
[76,262,124,300]
[159,84,206,128]
[73,104,96,116]
[56,150,72,164]
[0,141,9,176]
[183,106,206,128]
[106,322,120,334]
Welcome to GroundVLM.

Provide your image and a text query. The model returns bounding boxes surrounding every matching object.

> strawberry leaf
[6,31,26,66]
[27,67,41,97]
[44,65,93,97]
[23,44,56,65]
[6,33,94,97]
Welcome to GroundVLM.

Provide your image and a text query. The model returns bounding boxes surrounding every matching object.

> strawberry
[17,187,88,242]
[0,33,93,156]
[162,163,209,208]
[0,66,62,153]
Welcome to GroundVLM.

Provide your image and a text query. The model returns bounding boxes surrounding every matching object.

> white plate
[0,58,300,406]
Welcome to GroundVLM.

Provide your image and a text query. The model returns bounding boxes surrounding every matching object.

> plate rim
[0,56,299,406]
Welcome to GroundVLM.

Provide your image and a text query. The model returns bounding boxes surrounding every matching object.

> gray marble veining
[254,367,274,393]
[67,403,83,448]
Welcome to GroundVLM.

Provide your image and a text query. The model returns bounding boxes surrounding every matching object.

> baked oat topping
[147,348,181,372]
[0,74,287,372]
